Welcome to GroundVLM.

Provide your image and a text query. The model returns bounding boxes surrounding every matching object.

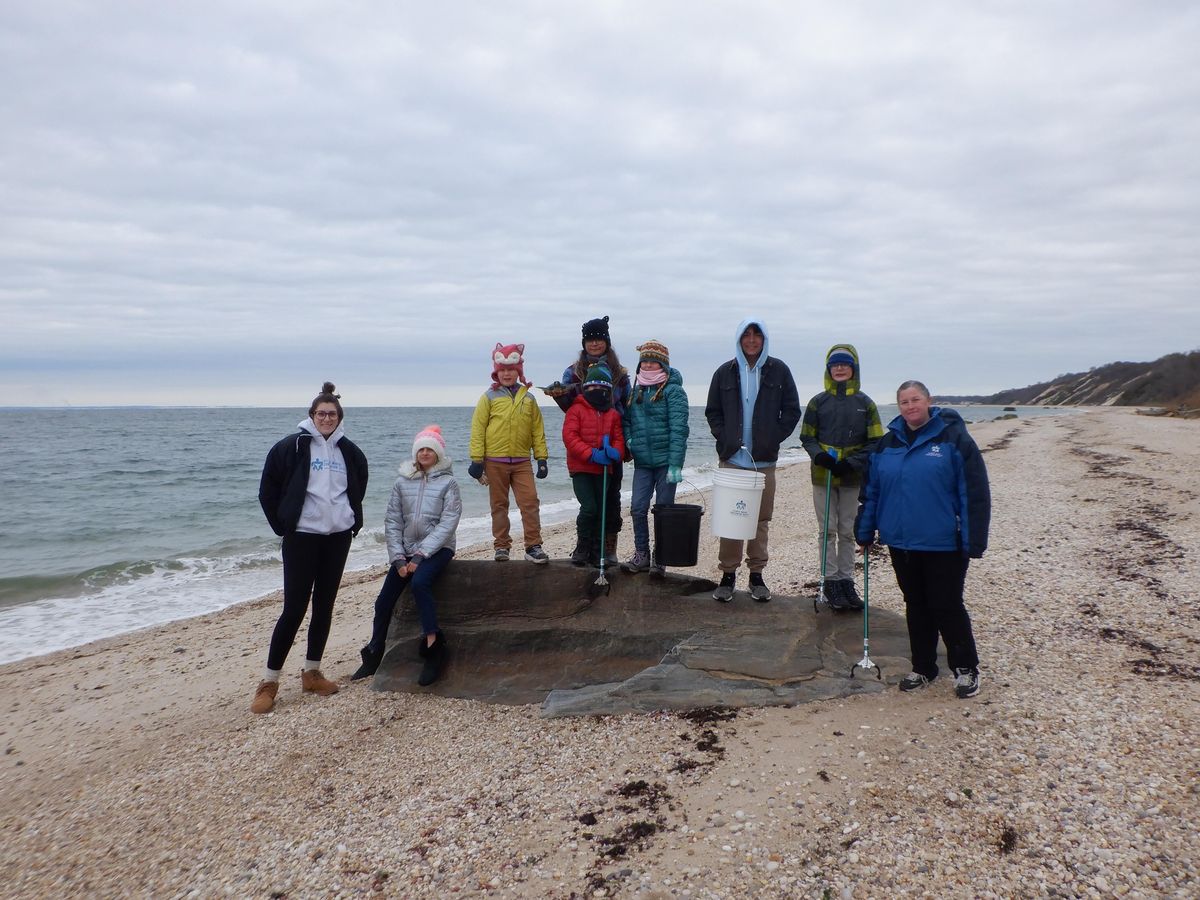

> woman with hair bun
[253,382,369,714]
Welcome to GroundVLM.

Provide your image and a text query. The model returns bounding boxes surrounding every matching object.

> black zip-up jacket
[705,357,802,463]
[258,431,369,537]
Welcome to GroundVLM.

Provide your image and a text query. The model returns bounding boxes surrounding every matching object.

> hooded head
[490,342,531,389]
[823,344,862,393]
[734,318,769,367]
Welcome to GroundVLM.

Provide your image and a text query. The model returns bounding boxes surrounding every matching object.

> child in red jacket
[563,363,625,567]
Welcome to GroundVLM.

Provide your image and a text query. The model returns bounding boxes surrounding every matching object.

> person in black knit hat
[543,315,632,565]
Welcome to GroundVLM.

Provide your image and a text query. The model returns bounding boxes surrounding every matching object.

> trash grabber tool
[815,458,834,612]
[588,462,611,597]
[850,543,882,680]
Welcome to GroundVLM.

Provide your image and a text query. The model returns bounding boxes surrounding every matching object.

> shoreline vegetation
[2,408,1196,897]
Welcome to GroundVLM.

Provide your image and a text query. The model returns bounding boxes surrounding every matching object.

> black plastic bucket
[651,503,703,567]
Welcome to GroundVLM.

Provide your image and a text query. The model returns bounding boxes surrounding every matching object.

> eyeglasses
[314,411,340,420]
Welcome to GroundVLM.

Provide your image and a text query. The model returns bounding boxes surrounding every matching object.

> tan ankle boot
[301,669,339,696]
[250,680,278,714]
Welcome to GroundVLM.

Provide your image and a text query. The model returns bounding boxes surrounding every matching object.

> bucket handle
[677,477,708,516]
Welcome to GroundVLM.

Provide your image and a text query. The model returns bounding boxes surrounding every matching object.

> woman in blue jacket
[855,381,990,699]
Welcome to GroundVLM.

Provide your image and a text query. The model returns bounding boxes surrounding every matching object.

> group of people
[250,317,992,714]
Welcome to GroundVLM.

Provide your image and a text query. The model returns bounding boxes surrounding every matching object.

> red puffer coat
[563,394,626,475]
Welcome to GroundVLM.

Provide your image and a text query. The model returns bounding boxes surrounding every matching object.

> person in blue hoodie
[704,319,801,603]
[855,380,991,699]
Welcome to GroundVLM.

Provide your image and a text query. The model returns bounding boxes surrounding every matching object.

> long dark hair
[308,381,344,422]
[572,348,626,384]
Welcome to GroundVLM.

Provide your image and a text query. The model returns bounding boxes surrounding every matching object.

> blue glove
[667,465,683,484]
[467,461,484,480]
[536,459,548,479]
[590,448,609,466]
[602,434,621,461]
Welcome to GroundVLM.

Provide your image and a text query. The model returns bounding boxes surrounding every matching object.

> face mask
[583,388,612,411]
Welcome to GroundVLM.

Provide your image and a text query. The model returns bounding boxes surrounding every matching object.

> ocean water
[0,403,1064,663]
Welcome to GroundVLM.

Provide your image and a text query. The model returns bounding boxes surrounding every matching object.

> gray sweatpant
[812,482,860,581]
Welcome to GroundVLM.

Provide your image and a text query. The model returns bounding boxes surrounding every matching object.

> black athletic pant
[889,548,979,679]
[267,529,353,671]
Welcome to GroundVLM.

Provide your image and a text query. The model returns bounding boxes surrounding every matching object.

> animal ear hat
[491,342,531,389]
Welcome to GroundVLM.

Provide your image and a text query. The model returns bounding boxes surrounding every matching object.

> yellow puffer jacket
[469,385,549,461]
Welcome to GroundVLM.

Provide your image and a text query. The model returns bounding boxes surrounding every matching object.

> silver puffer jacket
[384,455,461,564]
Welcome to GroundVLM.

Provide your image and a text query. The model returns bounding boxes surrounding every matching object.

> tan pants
[717,462,776,574]
[485,460,542,550]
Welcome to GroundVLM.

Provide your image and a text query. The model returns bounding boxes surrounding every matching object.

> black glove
[467,461,484,480]
[536,459,548,479]
[833,459,853,477]
[814,451,837,470]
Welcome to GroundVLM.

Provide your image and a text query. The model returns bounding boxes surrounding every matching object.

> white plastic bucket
[710,468,765,539]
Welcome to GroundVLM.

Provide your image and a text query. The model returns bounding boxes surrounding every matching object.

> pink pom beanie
[412,424,447,463]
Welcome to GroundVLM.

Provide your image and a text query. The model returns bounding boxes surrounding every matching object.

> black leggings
[267,530,353,671]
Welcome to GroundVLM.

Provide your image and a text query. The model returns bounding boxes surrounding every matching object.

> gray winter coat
[384,456,462,564]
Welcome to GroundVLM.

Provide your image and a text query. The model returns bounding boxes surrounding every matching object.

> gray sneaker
[648,560,666,579]
[524,545,549,564]
[748,572,772,603]
[621,550,650,573]
[494,548,510,562]
[953,668,980,698]
[713,571,736,602]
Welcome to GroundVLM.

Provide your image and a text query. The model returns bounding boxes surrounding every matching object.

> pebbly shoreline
[1,408,1196,898]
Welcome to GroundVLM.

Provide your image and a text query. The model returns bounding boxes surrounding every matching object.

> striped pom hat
[582,363,613,390]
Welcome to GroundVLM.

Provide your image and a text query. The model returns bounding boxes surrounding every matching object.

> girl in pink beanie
[351,424,461,687]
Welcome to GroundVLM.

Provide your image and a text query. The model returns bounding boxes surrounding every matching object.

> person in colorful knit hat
[621,340,689,578]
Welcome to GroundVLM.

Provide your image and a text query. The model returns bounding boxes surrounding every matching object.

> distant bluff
[941,349,1200,414]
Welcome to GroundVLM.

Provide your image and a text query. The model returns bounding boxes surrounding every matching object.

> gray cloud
[2,1,1197,405]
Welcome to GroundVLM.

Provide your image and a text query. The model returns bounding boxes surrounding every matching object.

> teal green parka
[624,366,689,469]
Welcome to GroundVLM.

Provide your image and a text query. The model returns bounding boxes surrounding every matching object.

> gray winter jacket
[384,456,461,565]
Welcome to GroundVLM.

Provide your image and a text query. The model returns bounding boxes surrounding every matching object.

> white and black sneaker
[953,668,981,699]
[899,671,934,692]
[524,545,549,564]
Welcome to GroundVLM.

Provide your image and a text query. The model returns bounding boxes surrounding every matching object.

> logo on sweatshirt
[311,457,347,474]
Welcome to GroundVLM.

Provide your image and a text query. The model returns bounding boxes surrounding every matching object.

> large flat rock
[370,560,918,716]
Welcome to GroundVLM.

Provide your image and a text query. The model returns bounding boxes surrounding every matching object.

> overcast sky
[3,1,1198,407]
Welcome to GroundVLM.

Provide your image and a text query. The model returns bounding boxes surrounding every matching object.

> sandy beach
[1,408,1196,898]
